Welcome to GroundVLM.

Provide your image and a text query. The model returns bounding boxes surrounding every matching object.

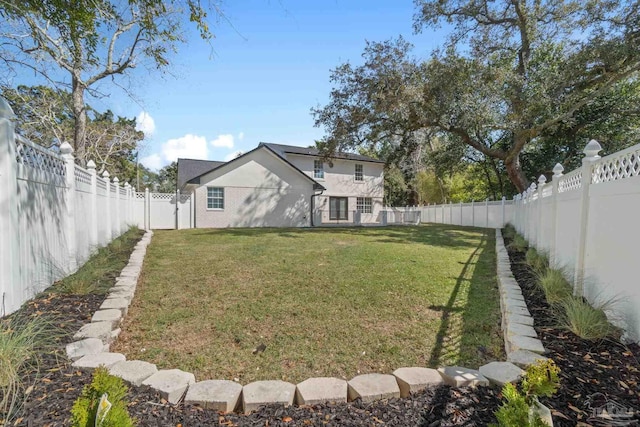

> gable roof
[261,142,385,164]
[179,145,325,191]
[177,158,226,189]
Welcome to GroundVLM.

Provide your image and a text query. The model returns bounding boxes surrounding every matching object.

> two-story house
[177,142,384,228]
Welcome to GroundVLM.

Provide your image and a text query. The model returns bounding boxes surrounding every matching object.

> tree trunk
[72,77,86,164]
[505,155,529,193]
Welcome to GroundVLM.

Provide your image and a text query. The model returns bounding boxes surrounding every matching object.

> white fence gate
[132,190,193,230]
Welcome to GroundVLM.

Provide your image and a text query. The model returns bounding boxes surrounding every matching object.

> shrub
[71,367,135,427]
[0,314,58,422]
[508,234,528,252]
[558,296,619,340]
[536,269,572,304]
[525,248,548,273]
[492,360,560,427]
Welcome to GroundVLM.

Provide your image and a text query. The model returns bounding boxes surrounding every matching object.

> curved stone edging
[63,229,552,424]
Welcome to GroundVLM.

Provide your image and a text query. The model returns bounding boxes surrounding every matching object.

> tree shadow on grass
[176,224,488,249]
[427,230,503,368]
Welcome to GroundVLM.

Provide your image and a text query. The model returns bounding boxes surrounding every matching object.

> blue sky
[95,0,450,170]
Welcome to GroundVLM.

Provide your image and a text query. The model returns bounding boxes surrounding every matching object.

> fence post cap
[113,176,119,183]
[86,160,96,169]
[60,141,74,155]
[583,139,602,158]
[552,163,564,177]
[102,170,110,178]
[0,96,15,119]
[538,174,547,184]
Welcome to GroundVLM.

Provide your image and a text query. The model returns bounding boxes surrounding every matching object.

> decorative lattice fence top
[151,193,175,200]
[75,165,92,186]
[15,136,66,177]
[592,145,640,184]
[558,170,582,193]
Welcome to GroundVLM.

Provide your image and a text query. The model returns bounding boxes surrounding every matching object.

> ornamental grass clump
[558,296,619,340]
[71,367,135,427]
[502,224,517,240]
[0,314,58,423]
[536,268,572,304]
[508,234,528,252]
[492,360,560,427]
[525,248,548,274]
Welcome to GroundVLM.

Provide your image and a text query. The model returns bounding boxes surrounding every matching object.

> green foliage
[71,367,135,427]
[558,296,619,340]
[492,360,560,427]
[525,248,548,273]
[0,314,59,422]
[508,234,528,252]
[502,224,516,240]
[55,227,143,295]
[536,269,572,304]
[522,359,560,399]
[385,165,410,206]
[314,1,640,193]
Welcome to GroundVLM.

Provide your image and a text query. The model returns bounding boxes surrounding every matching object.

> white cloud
[224,150,243,161]
[238,132,244,141]
[140,153,163,170]
[163,134,208,162]
[135,111,156,136]
[211,134,235,148]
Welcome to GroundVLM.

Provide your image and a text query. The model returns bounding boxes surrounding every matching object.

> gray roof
[261,142,385,164]
[177,158,226,188]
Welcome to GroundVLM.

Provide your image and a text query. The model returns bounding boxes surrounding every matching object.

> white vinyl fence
[389,199,514,228]
[512,140,640,342]
[0,101,191,317]
[0,110,136,317]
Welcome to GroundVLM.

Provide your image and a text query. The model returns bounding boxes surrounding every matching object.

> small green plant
[492,360,560,427]
[525,248,548,273]
[536,268,572,304]
[71,367,135,427]
[508,234,528,252]
[558,296,619,340]
[0,314,58,422]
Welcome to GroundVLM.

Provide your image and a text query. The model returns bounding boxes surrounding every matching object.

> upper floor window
[314,160,324,179]
[355,164,363,181]
[207,187,224,209]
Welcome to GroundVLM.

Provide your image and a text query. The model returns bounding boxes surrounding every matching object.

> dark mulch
[504,236,640,427]
[8,231,640,426]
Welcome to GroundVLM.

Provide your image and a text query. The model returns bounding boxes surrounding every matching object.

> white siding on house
[194,148,315,228]
[286,154,384,223]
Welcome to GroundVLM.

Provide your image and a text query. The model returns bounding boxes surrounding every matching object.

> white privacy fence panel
[512,140,640,342]
[0,103,141,317]
[412,199,514,229]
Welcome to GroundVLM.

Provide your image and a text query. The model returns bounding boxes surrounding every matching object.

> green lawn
[114,225,503,383]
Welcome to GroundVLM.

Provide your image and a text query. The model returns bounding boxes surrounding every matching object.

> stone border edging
[63,229,551,424]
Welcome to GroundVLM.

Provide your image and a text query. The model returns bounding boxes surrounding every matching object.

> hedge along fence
[0,98,137,317]
[512,140,640,343]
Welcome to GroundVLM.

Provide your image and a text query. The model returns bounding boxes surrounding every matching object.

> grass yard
[114,225,503,384]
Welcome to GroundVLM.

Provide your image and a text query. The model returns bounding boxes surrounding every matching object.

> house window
[355,164,363,181]
[356,197,372,213]
[207,187,224,209]
[329,197,348,220]
[314,160,324,179]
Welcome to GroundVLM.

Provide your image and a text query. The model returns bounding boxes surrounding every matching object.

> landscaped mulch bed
[6,229,640,426]
[504,235,640,427]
